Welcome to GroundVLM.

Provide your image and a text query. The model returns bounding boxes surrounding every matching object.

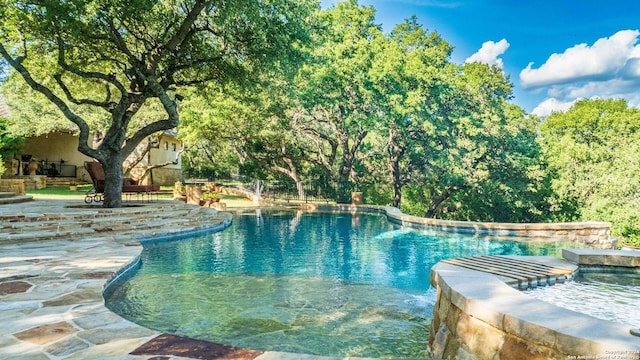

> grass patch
[27,186,255,207]
[27,185,92,198]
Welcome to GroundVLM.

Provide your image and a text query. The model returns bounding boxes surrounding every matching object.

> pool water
[524,272,640,328]
[105,209,582,358]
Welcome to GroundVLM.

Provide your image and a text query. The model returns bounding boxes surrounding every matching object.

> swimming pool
[105,209,583,358]
[524,271,640,328]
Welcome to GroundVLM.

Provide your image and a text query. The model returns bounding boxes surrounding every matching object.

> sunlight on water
[106,209,584,358]
[524,272,640,327]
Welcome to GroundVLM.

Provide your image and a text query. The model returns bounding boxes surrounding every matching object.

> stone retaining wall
[428,252,640,359]
[0,179,25,195]
[15,175,47,190]
[306,204,615,249]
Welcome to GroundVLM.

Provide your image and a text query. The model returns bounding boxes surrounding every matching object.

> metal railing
[216,176,337,204]
[23,160,77,177]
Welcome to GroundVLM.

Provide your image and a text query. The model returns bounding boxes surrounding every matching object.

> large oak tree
[0,0,316,207]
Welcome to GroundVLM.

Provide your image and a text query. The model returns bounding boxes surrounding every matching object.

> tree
[295,0,384,202]
[394,60,548,222]
[0,116,24,177]
[0,0,316,207]
[541,98,640,237]
[372,16,453,207]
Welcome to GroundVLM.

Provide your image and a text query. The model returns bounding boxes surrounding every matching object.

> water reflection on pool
[524,271,640,327]
[106,209,585,358]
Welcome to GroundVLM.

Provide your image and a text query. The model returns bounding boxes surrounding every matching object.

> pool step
[442,255,577,289]
[0,192,33,205]
[0,202,224,243]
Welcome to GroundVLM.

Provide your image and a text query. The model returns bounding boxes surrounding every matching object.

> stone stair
[0,191,33,205]
[0,201,230,243]
[46,177,90,187]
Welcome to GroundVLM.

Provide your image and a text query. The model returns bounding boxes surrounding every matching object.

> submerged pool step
[442,255,577,289]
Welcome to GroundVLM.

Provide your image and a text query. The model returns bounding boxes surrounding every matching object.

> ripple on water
[106,210,588,358]
[524,272,640,327]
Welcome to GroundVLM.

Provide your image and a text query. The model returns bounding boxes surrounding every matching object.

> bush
[623,236,640,247]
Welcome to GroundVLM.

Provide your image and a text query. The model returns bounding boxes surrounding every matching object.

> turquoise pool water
[105,209,581,358]
[524,271,640,327]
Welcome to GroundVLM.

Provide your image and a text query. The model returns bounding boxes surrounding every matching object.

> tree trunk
[296,180,305,200]
[271,158,306,201]
[101,158,125,208]
[336,143,356,203]
[425,185,463,218]
[389,152,403,208]
[386,125,406,209]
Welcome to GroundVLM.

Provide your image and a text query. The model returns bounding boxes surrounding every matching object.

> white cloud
[531,98,578,117]
[520,30,640,89]
[523,29,640,116]
[465,39,510,68]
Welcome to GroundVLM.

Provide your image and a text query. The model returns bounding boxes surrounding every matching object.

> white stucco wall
[149,134,182,170]
[18,132,183,184]
[19,132,93,179]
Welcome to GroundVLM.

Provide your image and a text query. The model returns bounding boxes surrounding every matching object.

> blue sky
[320,0,640,116]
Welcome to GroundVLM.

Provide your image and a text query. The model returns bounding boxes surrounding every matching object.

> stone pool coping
[428,250,640,359]
[303,204,615,249]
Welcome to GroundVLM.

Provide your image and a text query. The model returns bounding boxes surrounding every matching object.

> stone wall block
[0,179,26,195]
[185,185,201,205]
[430,323,450,359]
[456,312,504,359]
[442,301,461,334]
[502,313,556,348]
[442,330,463,360]
[499,335,556,360]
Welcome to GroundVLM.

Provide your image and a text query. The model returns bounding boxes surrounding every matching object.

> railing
[216,176,336,204]
[263,181,336,203]
[23,160,77,177]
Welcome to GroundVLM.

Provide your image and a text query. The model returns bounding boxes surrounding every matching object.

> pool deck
[1,199,379,360]
[2,199,637,359]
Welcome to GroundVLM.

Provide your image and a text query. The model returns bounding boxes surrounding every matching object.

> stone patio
[0,199,369,360]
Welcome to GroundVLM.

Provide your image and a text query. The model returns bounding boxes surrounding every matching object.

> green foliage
[400,186,431,217]
[0,0,317,207]
[176,2,553,224]
[0,117,23,160]
[541,99,640,236]
[295,0,385,202]
[2,0,575,224]
[623,235,640,247]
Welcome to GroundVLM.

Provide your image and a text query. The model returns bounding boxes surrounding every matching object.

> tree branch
[56,35,128,97]
[53,73,117,109]
[151,0,209,72]
[0,42,98,159]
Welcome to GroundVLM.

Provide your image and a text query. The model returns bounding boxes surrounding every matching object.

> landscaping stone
[13,321,77,345]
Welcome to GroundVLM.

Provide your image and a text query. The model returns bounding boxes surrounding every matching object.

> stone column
[186,185,202,205]
[351,192,363,205]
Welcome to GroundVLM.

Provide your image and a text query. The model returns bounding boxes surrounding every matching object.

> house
[123,130,184,185]
[11,130,183,186]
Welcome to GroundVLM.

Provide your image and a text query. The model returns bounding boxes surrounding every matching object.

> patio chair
[83,161,160,203]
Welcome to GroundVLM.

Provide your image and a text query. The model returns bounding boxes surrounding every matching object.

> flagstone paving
[0,199,360,360]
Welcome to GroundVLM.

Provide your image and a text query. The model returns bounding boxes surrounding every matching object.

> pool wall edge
[102,218,233,299]
[428,252,640,359]
[302,204,615,249]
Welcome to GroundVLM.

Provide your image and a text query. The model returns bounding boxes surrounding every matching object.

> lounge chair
[84,161,160,203]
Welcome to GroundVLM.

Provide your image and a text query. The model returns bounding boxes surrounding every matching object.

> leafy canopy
[0,0,317,207]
